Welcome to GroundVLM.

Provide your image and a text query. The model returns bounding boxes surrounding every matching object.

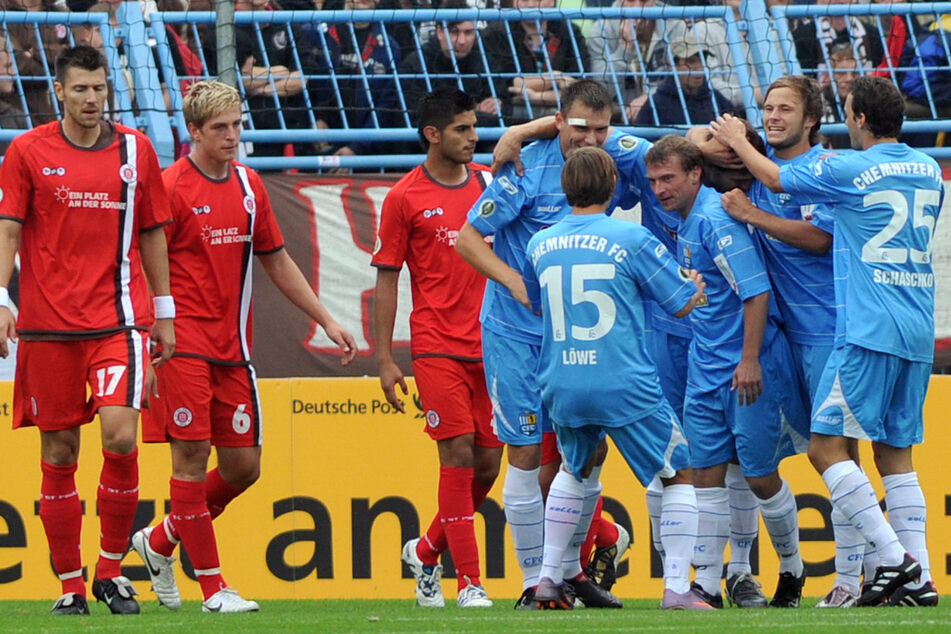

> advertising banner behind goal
[0,377,949,600]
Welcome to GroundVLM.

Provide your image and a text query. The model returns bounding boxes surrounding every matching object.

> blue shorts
[482,328,551,446]
[683,333,810,477]
[647,328,690,421]
[553,400,690,486]
[789,340,834,405]
[811,344,929,448]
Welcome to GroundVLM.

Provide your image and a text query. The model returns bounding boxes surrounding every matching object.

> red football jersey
[0,122,171,336]
[163,157,283,363]
[372,163,490,359]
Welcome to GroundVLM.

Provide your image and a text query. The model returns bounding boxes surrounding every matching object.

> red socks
[170,478,226,599]
[40,461,85,597]
[149,468,246,561]
[580,497,613,565]
[96,449,139,580]
[205,468,243,519]
[437,466,481,590]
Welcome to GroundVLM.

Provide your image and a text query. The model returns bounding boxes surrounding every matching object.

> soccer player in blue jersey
[701,76,865,608]
[523,146,711,611]
[645,135,810,609]
[711,75,942,607]
[456,80,651,608]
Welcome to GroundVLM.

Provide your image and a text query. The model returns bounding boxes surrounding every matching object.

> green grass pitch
[1,598,950,633]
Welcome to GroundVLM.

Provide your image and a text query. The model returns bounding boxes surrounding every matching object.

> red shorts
[412,356,502,448]
[13,330,148,431]
[142,355,262,447]
[541,431,560,466]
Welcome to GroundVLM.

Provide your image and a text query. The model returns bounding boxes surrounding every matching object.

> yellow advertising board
[0,376,949,600]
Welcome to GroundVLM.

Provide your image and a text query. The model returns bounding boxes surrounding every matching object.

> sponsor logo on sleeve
[479,199,496,218]
[618,136,638,151]
[497,176,519,196]
[717,235,733,250]
[654,243,667,258]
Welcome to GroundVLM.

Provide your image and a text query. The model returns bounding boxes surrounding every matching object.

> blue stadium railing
[1,3,950,169]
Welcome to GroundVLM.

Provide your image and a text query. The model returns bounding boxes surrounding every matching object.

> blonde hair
[183,80,242,129]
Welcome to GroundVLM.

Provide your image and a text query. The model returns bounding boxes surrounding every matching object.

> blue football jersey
[677,186,774,392]
[779,143,944,363]
[524,213,696,427]
[751,144,837,346]
[467,130,657,344]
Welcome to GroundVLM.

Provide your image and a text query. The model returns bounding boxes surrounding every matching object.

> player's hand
[720,188,757,223]
[0,306,17,359]
[709,114,748,151]
[506,276,531,310]
[379,359,407,414]
[687,270,706,307]
[150,318,175,367]
[143,365,159,409]
[324,321,357,366]
[731,356,762,406]
[491,128,525,176]
[686,126,745,170]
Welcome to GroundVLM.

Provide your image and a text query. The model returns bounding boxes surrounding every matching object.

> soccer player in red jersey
[0,46,175,616]
[132,80,356,613]
[372,89,504,608]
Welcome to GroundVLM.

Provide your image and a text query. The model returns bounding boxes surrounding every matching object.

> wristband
[153,295,176,319]
[0,287,8,309]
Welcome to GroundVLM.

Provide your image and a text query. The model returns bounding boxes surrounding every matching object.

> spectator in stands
[585,0,660,108]
[0,34,28,153]
[1,0,69,74]
[820,42,857,123]
[310,0,403,169]
[791,0,884,75]
[399,0,509,129]
[202,0,318,159]
[637,0,757,110]
[632,36,738,125]
[483,0,590,122]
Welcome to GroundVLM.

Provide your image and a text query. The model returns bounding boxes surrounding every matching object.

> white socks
[561,467,601,580]
[725,463,758,577]
[503,464,544,589]
[757,478,804,577]
[661,483,698,594]
[831,505,863,592]
[538,469,584,584]
[694,487,730,597]
[883,471,931,585]
[822,460,904,567]
[646,476,665,563]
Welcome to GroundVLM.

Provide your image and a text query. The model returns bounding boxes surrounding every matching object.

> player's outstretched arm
[710,114,783,192]
[721,189,832,254]
[455,222,530,308]
[373,268,407,413]
[732,291,767,407]
[140,226,176,366]
[491,115,557,176]
[0,219,20,358]
[257,248,357,365]
[673,270,706,318]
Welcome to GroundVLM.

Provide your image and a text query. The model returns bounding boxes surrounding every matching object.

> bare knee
[746,472,781,499]
[473,446,503,487]
[40,430,80,466]
[216,446,261,489]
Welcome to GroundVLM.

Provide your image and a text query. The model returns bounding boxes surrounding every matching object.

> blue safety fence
[1,2,950,169]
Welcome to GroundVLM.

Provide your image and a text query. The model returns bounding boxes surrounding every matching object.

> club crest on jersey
[119,163,137,184]
[243,195,256,214]
[799,204,816,221]
[426,410,440,428]
[497,176,519,196]
[518,412,538,436]
[618,136,639,151]
[173,407,193,427]
[479,199,496,218]
[682,246,692,267]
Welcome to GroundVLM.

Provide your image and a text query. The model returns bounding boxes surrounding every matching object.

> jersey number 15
[539,263,617,342]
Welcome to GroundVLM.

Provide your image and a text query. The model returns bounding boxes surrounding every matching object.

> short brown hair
[562,147,617,208]
[765,75,824,146]
[183,80,243,129]
[644,135,703,174]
